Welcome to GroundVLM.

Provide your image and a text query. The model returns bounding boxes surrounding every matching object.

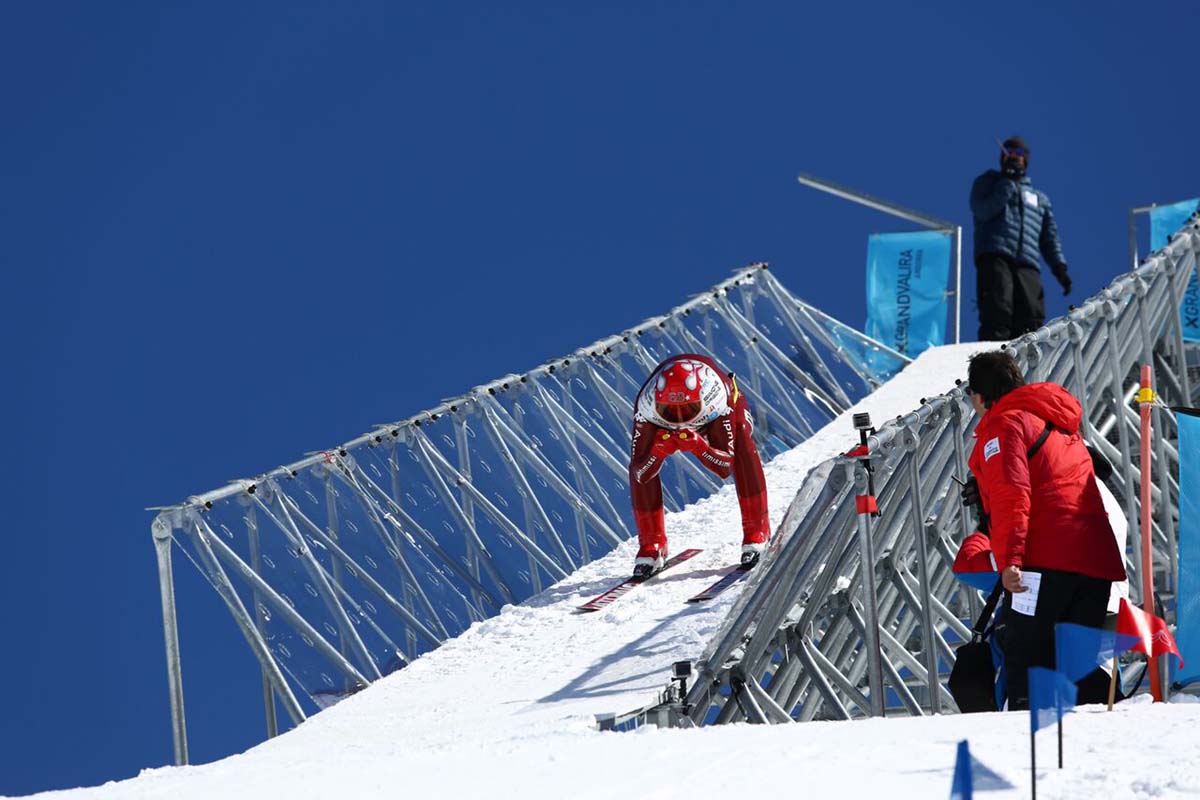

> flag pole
[1030,725,1037,800]
[1138,365,1163,701]
[1106,663,1118,711]
[1057,717,1063,768]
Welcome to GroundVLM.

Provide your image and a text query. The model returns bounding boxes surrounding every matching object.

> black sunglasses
[1004,147,1028,158]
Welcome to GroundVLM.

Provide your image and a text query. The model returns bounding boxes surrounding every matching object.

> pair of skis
[576,548,753,612]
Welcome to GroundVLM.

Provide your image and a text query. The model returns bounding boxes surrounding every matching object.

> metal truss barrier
[150,263,910,764]
[671,214,1200,728]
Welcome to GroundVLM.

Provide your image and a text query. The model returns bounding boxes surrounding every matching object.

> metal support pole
[949,401,981,622]
[386,445,422,657]
[849,461,886,717]
[278,492,442,647]
[904,447,942,714]
[261,492,381,681]
[558,375,594,562]
[1164,252,1195,409]
[152,517,188,766]
[186,516,308,726]
[453,415,486,620]
[243,503,278,740]
[345,459,461,637]
[1103,303,1143,590]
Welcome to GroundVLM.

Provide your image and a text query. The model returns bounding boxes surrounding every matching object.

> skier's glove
[674,430,705,454]
[651,432,682,460]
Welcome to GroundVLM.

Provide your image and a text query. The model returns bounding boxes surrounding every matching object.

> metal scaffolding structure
[677,214,1200,727]
[151,263,910,763]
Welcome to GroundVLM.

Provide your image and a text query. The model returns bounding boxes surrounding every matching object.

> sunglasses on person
[1003,147,1028,158]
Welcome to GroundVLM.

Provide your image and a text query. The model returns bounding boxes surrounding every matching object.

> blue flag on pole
[865,230,951,358]
[1176,410,1200,687]
[1054,623,1140,684]
[1028,667,1076,735]
[950,740,973,800]
[1149,198,1200,342]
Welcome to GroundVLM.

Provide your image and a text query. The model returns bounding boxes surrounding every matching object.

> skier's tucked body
[627,353,769,579]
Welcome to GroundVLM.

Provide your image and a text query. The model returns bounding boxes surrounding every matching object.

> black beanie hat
[1001,136,1029,166]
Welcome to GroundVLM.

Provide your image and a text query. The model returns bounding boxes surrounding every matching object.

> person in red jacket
[628,354,769,579]
[965,350,1126,709]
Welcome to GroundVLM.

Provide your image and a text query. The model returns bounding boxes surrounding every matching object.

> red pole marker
[1137,365,1162,702]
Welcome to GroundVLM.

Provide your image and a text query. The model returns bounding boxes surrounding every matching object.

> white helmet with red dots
[638,358,729,429]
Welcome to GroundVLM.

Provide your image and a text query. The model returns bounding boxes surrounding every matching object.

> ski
[686,564,753,603]
[577,549,703,612]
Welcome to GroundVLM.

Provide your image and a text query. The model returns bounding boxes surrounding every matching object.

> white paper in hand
[1010,571,1041,616]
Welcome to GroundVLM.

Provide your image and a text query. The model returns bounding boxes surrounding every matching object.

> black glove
[1052,264,1072,296]
[960,475,981,509]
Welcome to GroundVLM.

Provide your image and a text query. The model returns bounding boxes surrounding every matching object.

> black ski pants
[976,254,1046,341]
[998,567,1110,710]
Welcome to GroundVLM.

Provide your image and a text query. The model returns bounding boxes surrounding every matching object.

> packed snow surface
[21,343,1200,799]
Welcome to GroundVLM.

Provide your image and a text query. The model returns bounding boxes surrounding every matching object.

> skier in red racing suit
[628,353,770,579]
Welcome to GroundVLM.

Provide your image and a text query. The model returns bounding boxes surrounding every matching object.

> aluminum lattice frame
[681,215,1200,727]
[151,263,911,763]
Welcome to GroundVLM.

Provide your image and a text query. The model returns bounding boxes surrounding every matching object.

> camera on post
[852,412,872,431]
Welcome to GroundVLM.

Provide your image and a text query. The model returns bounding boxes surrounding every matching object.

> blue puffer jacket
[971,170,1067,273]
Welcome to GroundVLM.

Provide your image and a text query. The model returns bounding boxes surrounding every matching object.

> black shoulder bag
[948,422,1053,712]
[949,581,1004,712]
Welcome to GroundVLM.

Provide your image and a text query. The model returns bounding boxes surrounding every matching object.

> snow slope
[21,342,1200,800]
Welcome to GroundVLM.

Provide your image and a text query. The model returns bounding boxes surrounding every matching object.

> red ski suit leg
[725,395,769,545]
[627,394,769,554]
[629,419,668,557]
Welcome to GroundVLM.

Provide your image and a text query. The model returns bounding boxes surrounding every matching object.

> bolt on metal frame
[150,263,911,763]
[675,215,1200,728]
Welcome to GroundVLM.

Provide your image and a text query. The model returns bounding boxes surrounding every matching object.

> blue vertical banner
[865,231,951,358]
[1149,198,1200,342]
[1175,410,1200,687]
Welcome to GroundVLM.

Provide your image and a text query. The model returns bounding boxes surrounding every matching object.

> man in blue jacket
[970,136,1072,340]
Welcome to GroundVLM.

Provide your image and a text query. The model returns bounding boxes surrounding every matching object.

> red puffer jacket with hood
[967,382,1126,581]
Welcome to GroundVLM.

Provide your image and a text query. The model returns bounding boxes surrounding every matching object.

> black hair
[967,350,1026,407]
[1002,135,1029,155]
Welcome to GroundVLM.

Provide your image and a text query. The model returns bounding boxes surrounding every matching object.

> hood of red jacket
[978,383,1082,435]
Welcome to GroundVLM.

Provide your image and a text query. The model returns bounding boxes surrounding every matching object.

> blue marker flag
[1028,667,1076,735]
[950,740,973,800]
[1149,198,1200,342]
[1176,410,1200,687]
[1054,623,1140,684]
[865,230,951,358]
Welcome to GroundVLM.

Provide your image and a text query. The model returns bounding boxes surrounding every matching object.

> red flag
[1116,598,1184,668]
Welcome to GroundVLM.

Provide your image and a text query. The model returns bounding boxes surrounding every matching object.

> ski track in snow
[20,342,1200,800]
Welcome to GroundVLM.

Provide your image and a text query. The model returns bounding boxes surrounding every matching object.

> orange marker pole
[1138,365,1163,702]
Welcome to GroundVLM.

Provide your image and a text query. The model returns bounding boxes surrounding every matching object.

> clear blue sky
[1,1,1195,794]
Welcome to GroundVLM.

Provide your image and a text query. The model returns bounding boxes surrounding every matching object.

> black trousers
[977,254,1046,341]
[998,568,1111,710]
